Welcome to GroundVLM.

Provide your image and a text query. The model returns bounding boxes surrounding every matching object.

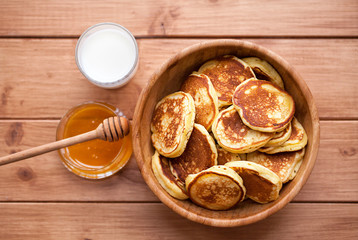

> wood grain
[0,0,357,37]
[0,39,357,119]
[296,121,358,201]
[0,120,356,202]
[0,203,357,239]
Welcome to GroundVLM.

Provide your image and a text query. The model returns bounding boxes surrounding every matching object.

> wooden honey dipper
[0,116,130,166]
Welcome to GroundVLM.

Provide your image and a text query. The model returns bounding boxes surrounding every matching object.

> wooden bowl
[132,40,320,227]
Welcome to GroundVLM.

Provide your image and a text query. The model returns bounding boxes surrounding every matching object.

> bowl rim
[132,39,320,227]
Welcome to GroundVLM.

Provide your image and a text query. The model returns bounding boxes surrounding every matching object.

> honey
[57,102,132,179]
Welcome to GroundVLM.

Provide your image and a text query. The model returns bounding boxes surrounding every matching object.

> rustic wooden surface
[0,0,357,238]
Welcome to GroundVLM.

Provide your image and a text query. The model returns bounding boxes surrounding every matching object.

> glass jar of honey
[56,102,132,179]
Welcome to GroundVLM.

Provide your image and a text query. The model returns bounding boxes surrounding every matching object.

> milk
[76,24,138,88]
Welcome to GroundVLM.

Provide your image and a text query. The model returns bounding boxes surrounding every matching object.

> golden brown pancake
[169,124,217,183]
[212,106,274,153]
[186,165,246,210]
[233,79,295,132]
[181,72,219,130]
[242,57,285,89]
[289,159,303,181]
[225,161,282,203]
[151,151,188,200]
[264,122,292,148]
[247,149,305,183]
[216,145,241,165]
[151,91,195,158]
[198,55,255,107]
[259,117,307,154]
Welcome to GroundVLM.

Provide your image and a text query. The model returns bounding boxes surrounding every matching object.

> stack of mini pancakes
[150,55,307,210]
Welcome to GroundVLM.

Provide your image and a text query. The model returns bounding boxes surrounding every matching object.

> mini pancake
[186,165,246,210]
[247,148,305,183]
[233,79,295,132]
[181,72,219,130]
[212,106,274,153]
[198,55,256,107]
[289,158,303,181]
[242,57,284,89]
[216,145,241,165]
[225,161,282,203]
[169,124,217,183]
[151,151,188,200]
[151,91,195,158]
[264,122,292,148]
[259,117,308,154]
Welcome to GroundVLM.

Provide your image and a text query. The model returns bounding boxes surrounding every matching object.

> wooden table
[0,1,357,239]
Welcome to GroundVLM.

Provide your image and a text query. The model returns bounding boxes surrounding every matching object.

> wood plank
[0,120,356,202]
[0,203,357,239]
[0,0,357,37]
[0,38,141,119]
[0,38,357,119]
[295,120,358,201]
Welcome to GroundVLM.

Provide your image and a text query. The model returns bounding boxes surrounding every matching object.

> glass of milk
[75,23,138,89]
